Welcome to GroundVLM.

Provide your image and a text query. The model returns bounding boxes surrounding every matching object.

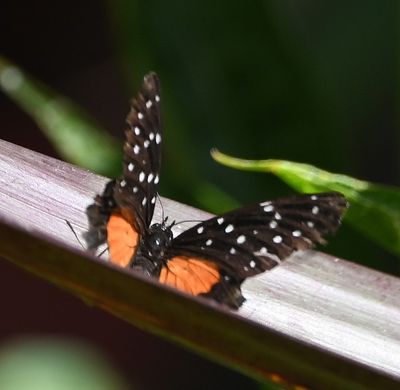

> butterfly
[84,72,348,309]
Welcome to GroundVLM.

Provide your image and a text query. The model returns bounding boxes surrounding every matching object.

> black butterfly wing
[164,192,347,306]
[84,179,117,250]
[113,72,162,234]
[84,73,162,265]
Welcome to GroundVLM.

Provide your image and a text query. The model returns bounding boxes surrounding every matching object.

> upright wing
[85,72,162,266]
[114,72,162,233]
[160,192,348,307]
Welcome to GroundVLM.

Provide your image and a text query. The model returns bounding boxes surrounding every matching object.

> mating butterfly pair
[85,72,348,309]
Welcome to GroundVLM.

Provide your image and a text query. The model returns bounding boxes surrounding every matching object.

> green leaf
[0,56,121,176]
[211,149,400,258]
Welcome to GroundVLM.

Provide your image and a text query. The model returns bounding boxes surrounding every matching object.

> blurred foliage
[1,1,398,279]
[0,337,130,390]
[0,56,121,177]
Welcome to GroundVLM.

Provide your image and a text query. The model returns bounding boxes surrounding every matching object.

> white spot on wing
[197,226,204,234]
[250,260,256,268]
[133,186,138,193]
[274,212,282,220]
[142,197,147,206]
[237,235,246,244]
[133,145,140,154]
[147,173,154,183]
[151,196,156,204]
[139,172,145,182]
[230,247,236,254]
[146,100,153,109]
[134,126,141,135]
[273,235,283,244]
[128,163,134,172]
[307,221,314,228]
[144,140,150,148]
[263,205,274,212]
[312,206,319,215]
[253,230,258,235]
[149,132,155,140]
[292,230,302,237]
[154,175,159,184]
[260,247,268,255]
[155,95,160,102]
[217,217,224,225]
[269,220,278,229]
[138,112,144,120]
[311,195,318,200]
[120,180,126,187]
[206,239,212,246]
[155,133,162,144]
[225,224,234,233]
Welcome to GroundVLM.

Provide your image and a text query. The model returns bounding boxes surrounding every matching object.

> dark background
[0,1,397,388]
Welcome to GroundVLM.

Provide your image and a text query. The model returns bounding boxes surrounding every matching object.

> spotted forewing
[114,72,162,234]
[168,192,347,280]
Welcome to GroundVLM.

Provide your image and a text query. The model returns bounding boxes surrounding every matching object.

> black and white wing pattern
[113,72,162,234]
[85,73,162,266]
[167,192,347,280]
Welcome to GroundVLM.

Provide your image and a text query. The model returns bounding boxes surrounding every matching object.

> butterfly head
[142,220,174,261]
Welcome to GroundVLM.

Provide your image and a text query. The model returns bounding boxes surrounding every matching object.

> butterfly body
[133,221,174,277]
[85,72,348,309]
[138,219,246,308]
[141,222,174,261]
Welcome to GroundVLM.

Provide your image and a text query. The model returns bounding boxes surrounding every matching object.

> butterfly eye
[150,223,162,232]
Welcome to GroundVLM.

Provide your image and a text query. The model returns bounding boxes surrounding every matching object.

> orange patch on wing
[159,257,221,295]
[107,212,139,267]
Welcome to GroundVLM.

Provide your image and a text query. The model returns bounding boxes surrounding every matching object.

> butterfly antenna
[97,247,108,258]
[68,219,108,258]
[65,220,86,250]
[156,193,166,222]
[173,219,203,227]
